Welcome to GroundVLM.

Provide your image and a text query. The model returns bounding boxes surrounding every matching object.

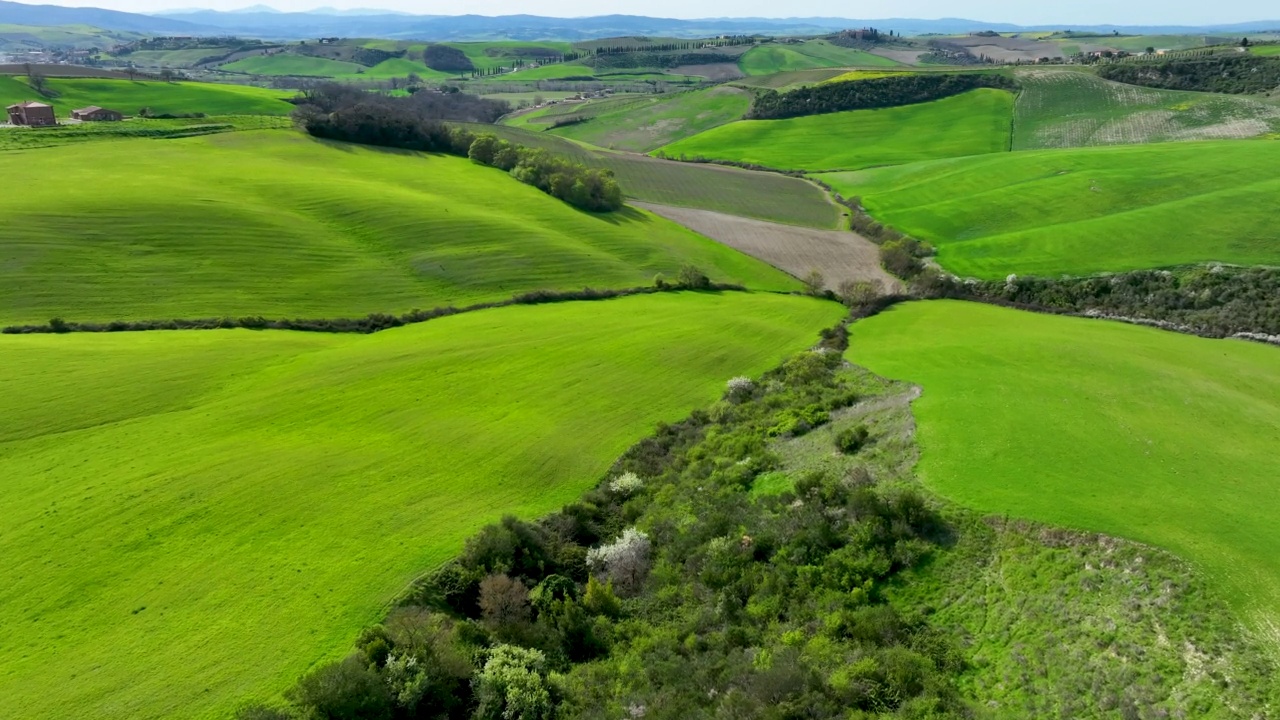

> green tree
[474,645,553,720]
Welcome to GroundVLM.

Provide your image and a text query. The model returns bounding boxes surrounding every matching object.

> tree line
[747,72,1018,119]
[235,339,975,720]
[291,84,622,211]
[1097,54,1280,94]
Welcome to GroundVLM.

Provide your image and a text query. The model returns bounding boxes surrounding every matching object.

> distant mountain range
[0,1,1276,41]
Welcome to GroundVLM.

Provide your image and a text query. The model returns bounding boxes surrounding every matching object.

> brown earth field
[670,62,745,81]
[868,48,928,65]
[635,202,901,293]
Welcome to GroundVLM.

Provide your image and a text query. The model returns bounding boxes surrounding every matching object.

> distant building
[71,106,123,122]
[6,101,56,126]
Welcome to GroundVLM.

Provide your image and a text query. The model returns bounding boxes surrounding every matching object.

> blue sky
[30,0,1278,25]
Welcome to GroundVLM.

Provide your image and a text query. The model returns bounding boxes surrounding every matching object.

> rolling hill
[0,130,799,326]
[737,40,903,75]
[656,88,1014,171]
[0,75,294,115]
[0,291,845,720]
[818,138,1280,278]
[849,300,1280,643]
[1013,69,1280,149]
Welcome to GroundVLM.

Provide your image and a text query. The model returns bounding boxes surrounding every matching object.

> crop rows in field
[1013,70,1280,149]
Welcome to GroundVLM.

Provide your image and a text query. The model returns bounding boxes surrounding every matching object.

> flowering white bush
[608,471,644,495]
[586,527,652,592]
[725,376,754,402]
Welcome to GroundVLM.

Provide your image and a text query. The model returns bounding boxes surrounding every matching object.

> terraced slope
[0,75,293,115]
[0,130,799,325]
[850,300,1280,642]
[1013,69,1280,149]
[657,89,1014,171]
[819,139,1280,278]
[0,292,846,720]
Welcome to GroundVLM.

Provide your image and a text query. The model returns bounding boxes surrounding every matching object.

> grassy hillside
[0,75,294,115]
[0,130,799,325]
[738,40,901,75]
[464,123,839,228]
[515,86,752,151]
[656,89,1014,171]
[819,138,1280,278]
[0,23,143,50]
[0,291,845,720]
[848,300,1280,639]
[221,54,365,77]
[444,40,575,70]
[1013,69,1280,149]
[1250,44,1280,56]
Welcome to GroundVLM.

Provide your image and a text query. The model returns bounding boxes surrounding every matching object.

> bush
[473,645,553,720]
[676,265,711,289]
[479,573,532,630]
[289,655,393,720]
[724,376,755,403]
[836,425,870,455]
[607,471,645,496]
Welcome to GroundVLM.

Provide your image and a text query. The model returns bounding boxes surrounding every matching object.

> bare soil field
[669,62,745,81]
[868,48,928,65]
[635,202,901,293]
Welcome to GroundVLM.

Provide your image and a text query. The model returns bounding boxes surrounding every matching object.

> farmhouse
[71,106,124,122]
[6,101,56,126]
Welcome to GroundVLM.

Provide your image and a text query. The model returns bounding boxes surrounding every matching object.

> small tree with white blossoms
[608,471,644,496]
[725,376,754,403]
[586,527,652,593]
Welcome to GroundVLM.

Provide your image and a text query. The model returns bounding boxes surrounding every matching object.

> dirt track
[636,202,902,294]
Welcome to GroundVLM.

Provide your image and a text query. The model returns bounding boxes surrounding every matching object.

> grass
[738,40,901,75]
[0,291,845,720]
[847,300,1280,645]
[443,41,576,71]
[0,75,294,115]
[1013,69,1280,149]
[656,89,1014,171]
[518,86,752,152]
[1250,44,1280,56]
[820,70,900,83]
[0,130,799,325]
[0,115,290,150]
[469,123,839,229]
[221,54,364,77]
[818,138,1280,278]
[732,67,850,90]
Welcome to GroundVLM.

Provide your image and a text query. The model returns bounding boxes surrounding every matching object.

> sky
[24,0,1279,26]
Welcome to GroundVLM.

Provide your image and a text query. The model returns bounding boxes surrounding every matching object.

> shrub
[289,655,392,720]
[607,471,645,496]
[586,528,652,593]
[837,279,880,307]
[676,265,711,289]
[581,575,622,618]
[802,270,826,296]
[725,376,755,403]
[836,425,870,455]
[473,645,553,720]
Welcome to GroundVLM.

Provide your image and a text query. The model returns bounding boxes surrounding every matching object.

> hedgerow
[747,72,1017,120]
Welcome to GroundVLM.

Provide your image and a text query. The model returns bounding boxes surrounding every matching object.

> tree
[479,574,532,630]
[1242,37,1251,47]
[676,264,711,289]
[837,279,880,307]
[586,527,652,593]
[473,646,553,720]
[289,655,393,720]
[802,270,826,296]
[159,67,175,82]
[1145,46,1156,55]
[27,67,48,96]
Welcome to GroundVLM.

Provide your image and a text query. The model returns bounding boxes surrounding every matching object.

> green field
[1250,44,1280,56]
[471,122,839,228]
[738,40,901,75]
[657,89,1014,171]
[515,86,752,151]
[221,54,365,77]
[0,130,798,325]
[848,300,1280,637]
[1013,69,1280,149]
[0,291,845,720]
[0,75,293,115]
[819,138,1280,278]
[0,115,290,150]
[732,67,850,90]
[443,40,575,71]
